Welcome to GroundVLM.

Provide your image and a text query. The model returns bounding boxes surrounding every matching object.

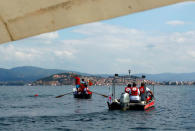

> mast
[112,74,118,101]
[128,69,131,83]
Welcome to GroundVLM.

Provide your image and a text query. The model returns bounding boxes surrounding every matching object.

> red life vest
[80,83,86,92]
[131,87,139,96]
[85,87,92,94]
[146,96,151,103]
[87,91,92,95]
[75,76,80,85]
[125,87,131,93]
[139,86,145,94]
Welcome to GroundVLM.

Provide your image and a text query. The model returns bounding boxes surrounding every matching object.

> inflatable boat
[107,93,155,110]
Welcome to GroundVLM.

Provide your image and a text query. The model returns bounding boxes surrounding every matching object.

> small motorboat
[107,73,155,110]
[107,93,155,110]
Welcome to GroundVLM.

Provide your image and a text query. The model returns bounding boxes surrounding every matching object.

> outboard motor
[120,93,130,110]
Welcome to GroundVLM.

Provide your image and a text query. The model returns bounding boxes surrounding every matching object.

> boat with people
[107,74,155,110]
[73,90,92,99]
[107,94,155,110]
[55,75,95,99]
[73,76,93,99]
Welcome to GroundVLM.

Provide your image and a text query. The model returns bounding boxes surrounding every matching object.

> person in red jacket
[130,83,141,102]
[84,84,92,95]
[146,88,154,103]
[80,79,87,93]
[74,75,80,91]
[125,84,131,93]
[139,82,154,103]
[139,82,146,101]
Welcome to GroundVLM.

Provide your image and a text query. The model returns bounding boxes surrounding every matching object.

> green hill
[0,66,66,82]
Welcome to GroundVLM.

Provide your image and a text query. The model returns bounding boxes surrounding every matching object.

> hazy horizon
[1,65,195,76]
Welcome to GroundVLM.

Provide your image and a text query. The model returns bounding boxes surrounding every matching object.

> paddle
[87,80,108,98]
[55,91,73,98]
[92,91,108,98]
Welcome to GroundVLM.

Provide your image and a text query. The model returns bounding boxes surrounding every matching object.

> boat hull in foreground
[107,99,155,110]
[73,92,92,99]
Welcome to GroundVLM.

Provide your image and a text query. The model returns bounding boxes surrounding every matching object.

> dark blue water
[0,85,195,131]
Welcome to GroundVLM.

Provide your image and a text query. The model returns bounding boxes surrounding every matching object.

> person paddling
[129,82,141,103]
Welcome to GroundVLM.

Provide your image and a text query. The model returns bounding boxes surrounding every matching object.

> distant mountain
[0,66,195,82]
[0,66,66,82]
[134,73,195,82]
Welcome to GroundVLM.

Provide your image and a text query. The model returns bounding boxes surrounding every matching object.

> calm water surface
[0,85,195,131]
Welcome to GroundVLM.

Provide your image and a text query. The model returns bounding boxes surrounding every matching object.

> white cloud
[72,22,142,36]
[31,32,59,44]
[36,32,59,40]
[54,50,74,58]
[187,51,195,59]
[1,22,195,74]
[172,2,195,8]
[116,58,132,64]
[67,23,195,73]
[166,20,185,26]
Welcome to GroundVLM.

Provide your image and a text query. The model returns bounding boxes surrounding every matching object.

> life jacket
[87,89,92,94]
[88,80,93,86]
[139,86,145,94]
[146,96,151,103]
[125,87,131,93]
[131,87,139,96]
[80,83,86,92]
[75,76,80,85]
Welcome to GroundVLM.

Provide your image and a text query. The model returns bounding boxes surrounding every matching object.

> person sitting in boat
[80,79,87,93]
[139,82,154,103]
[83,84,92,95]
[129,82,141,103]
[83,83,88,94]
[125,84,131,93]
[80,78,86,84]
[139,82,146,101]
[74,75,80,91]
[146,87,154,103]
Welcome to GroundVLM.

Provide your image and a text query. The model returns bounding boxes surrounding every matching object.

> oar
[92,91,108,98]
[55,91,73,98]
[87,80,107,97]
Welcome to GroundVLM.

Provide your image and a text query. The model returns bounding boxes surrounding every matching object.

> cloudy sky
[0,2,195,74]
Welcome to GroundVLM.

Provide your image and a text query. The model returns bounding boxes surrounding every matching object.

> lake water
[0,85,195,131]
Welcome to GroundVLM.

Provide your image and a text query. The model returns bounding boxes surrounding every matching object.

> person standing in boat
[125,84,132,94]
[74,75,80,91]
[129,82,141,102]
